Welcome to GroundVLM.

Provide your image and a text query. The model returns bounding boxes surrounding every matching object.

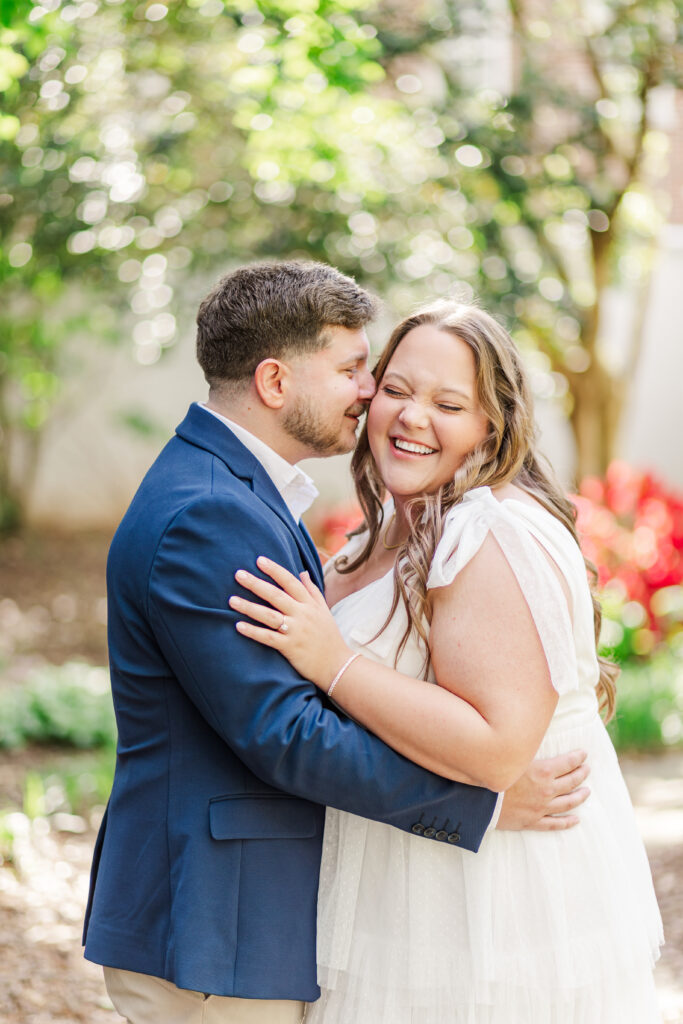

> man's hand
[497,750,590,831]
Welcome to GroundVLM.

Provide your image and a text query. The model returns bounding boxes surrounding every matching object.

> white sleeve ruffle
[427,487,579,695]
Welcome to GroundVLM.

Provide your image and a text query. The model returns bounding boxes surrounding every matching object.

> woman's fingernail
[257,555,270,566]
[235,570,247,580]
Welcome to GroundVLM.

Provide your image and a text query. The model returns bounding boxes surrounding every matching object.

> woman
[229,301,663,1022]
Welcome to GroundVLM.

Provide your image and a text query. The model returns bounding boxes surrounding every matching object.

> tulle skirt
[307,712,663,1024]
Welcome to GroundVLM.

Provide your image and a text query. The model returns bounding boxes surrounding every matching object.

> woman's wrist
[327,651,361,698]
[322,645,357,694]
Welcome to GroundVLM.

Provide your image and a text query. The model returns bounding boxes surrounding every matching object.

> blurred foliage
[0,747,114,867]
[1,0,682,525]
[0,661,116,748]
[607,649,683,749]
[19,749,115,816]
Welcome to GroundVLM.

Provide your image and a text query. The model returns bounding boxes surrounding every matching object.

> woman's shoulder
[446,483,569,536]
[490,482,542,508]
[437,484,511,535]
[457,482,549,513]
[430,484,572,588]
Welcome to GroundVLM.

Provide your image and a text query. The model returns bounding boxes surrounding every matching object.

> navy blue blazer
[83,403,497,1000]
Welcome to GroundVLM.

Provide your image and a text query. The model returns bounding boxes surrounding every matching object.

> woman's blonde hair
[337,299,617,720]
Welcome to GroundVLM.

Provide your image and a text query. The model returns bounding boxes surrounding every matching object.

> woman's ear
[253,358,292,410]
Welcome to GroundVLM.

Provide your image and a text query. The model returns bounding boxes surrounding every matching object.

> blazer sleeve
[147,493,498,852]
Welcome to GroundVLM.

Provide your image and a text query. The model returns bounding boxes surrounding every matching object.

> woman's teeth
[392,439,437,455]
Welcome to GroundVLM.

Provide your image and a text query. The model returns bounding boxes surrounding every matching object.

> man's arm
[146,495,498,852]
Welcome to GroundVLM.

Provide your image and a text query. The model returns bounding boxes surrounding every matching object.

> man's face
[283,326,376,458]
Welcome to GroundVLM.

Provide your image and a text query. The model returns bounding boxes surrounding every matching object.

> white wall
[619,226,683,482]
[22,230,683,530]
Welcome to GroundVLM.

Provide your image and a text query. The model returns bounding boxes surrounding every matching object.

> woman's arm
[231,536,559,792]
[323,533,558,791]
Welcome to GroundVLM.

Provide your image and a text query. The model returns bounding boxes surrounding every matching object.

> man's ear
[253,358,292,410]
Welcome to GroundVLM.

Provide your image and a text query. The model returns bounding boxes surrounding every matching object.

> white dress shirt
[200,403,318,523]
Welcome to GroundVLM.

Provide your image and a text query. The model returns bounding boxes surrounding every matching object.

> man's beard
[283,396,359,456]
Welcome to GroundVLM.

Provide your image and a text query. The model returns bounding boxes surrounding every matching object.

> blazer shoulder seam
[144,493,241,617]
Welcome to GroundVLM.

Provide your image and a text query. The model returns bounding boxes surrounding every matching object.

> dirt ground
[1,532,682,1022]
[0,531,110,676]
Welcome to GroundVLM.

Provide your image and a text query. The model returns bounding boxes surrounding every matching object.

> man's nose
[358,370,376,401]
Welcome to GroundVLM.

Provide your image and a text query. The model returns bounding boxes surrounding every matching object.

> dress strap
[427,488,579,695]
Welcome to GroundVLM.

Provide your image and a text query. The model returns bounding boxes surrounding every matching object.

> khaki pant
[104,967,306,1024]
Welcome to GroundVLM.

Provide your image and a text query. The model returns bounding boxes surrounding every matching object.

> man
[84,261,589,1024]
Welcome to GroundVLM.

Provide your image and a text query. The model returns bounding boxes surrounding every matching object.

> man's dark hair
[196,261,378,387]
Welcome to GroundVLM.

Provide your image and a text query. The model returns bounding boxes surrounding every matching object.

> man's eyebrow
[338,351,368,365]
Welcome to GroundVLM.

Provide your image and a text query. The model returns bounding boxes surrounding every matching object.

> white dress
[308,486,663,1024]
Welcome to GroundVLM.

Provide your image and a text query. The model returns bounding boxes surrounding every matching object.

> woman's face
[367,323,490,501]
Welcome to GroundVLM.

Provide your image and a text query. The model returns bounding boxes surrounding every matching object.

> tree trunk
[567,360,625,481]
[0,429,22,533]
[0,379,38,533]
[565,226,626,482]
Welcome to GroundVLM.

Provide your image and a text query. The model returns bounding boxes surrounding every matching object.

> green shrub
[0,662,116,749]
[608,652,683,751]
[19,749,116,819]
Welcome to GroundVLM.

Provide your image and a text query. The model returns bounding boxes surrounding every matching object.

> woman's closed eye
[382,385,407,398]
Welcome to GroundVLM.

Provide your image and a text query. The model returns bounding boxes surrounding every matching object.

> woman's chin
[382,476,432,502]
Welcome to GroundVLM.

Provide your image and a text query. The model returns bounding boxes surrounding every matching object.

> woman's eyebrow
[383,371,471,400]
[382,371,410,385]
[437,387,471,400]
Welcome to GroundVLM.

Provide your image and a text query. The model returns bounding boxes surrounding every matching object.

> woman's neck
[382,496,411,550]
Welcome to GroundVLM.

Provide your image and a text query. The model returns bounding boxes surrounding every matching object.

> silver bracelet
[327,653,361,698]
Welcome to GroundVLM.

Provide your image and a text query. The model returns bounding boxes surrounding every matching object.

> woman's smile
[390,435,440,457]
[367,323,489,504]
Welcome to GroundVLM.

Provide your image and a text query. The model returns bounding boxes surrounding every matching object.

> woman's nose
[398,400,429,430]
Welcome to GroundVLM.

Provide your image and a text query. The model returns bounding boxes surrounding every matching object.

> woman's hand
[230,557,353,690]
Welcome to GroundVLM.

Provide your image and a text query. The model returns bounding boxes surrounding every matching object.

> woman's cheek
[366,405,387,464]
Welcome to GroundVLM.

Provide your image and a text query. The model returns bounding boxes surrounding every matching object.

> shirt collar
[200,404,318,522]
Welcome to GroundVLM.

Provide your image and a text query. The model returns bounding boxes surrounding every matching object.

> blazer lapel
[249,463,324,590]
[176,404,324,590]
[298,521,324,589]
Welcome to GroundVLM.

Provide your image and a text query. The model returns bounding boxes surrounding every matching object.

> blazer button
[447,832,461,844]
[423,827,436,838]
[435,830,448,841]
[411,823,424,835]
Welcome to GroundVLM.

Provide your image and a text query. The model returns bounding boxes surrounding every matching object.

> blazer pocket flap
[209,795,319,840]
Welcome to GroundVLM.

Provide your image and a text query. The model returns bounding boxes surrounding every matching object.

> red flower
[573,463,683,659]
[307,504,363,561]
